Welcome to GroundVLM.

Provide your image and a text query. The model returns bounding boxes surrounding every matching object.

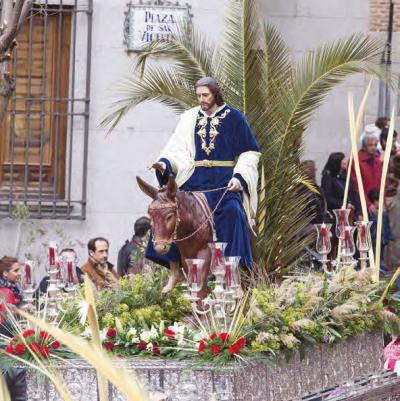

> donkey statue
[137,175,214,298]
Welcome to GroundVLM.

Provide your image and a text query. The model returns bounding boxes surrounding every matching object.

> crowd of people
[303,116,400,280]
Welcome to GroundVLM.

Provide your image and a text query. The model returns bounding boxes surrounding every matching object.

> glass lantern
[333,208,351,239]
[224,256,241,290]
[354,221,372,252]
[22,260,36,291]
[342,225,356,258]
[185,258,205,291]
[208,242,227,274]
[314,223,332,254]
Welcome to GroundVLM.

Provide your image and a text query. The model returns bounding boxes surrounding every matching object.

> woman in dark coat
[321,152,361,219]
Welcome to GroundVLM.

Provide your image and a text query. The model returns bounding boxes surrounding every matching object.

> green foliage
[247,267,395,358]
[96,269,190,329]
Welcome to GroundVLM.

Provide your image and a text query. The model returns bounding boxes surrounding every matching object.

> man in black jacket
[117,217,151,276]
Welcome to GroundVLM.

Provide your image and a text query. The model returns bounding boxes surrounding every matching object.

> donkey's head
[136,176,178,254]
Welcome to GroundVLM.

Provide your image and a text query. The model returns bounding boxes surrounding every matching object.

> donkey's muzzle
[154,242,171,255]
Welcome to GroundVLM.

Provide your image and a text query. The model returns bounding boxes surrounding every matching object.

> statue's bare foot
[162,264,184,293]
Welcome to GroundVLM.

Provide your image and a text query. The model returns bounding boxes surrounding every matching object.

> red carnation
[5,346,15,355]
[164,329,175,339]
[152,344,160,354]
[29,341,40,352]
[106,328,117,338]
[209,333,217,340]
[105,342,114,351]
[39,331,49,340]
[219,332,230,342]
[235,337,246,349]
[22,329,35,338]
[15,343,25,355]
[137,341,147,351]
[228,344,240,355]
[40,346,50,358]
[210,344,222,355]
[51,340,61,350]
[198,340,206,353]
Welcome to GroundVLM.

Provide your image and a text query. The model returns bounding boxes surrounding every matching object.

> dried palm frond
[0,374,10,401]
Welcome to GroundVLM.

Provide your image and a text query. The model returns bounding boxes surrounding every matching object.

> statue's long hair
[194,77,225,106]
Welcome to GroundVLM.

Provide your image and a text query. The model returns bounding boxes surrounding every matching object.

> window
[0,2,92,219]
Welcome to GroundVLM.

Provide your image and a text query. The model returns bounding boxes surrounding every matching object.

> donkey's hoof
[162,273,184,293]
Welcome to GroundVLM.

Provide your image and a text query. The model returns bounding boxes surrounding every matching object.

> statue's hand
[228,177,242,192]
[148,161,166,172]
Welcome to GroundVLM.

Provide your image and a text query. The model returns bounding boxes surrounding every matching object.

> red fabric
[0,287,19,323]
[388,359,397,371]
[351,150,383,208]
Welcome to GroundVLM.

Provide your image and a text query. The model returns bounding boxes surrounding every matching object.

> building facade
[0,0,397,273]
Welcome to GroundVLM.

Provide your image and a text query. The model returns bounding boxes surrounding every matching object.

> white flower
[168,322,185,335]
[146,342,153,351]
[193,332,204,342]
[149,326,158,340]
[127,327,137,337]
[176,333,185,346]
[140,330,152,343]
[100,329,108,342]
[81,327,92,339]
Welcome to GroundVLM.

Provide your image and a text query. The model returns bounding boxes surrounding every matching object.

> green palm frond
[135,23,216,83]
[101,66,196,131]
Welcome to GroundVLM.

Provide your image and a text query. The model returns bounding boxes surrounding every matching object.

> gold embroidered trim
[196,109,231,156]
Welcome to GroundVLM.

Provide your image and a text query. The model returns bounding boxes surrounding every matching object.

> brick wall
[370,0,400,32]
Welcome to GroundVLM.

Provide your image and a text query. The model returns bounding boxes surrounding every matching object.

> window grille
[0,0,92,219]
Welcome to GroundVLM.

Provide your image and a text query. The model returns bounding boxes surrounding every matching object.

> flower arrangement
[3,329,65,362]
[197,332,247,363]
[95,321,196,358]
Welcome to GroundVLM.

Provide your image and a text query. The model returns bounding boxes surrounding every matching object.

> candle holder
[314,223,332,275]
[46,242,61,321]
[342,225,357,267]
[184,243,243,329]
[355,221,372,270]
[332,208,351,239]
[60,254,77,298]
[21,260,36,304]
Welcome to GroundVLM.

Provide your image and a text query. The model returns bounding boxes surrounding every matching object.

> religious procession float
[2,0,400,400]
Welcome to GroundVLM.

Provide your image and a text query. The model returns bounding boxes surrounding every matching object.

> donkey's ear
[136,176,158,199]
[166,175,177,199]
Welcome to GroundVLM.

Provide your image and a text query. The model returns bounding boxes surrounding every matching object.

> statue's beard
[200,100,216,111]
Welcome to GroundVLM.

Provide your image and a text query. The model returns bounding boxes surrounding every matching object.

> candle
[344,227,350,250]
[24,261,32,285]
[55,258,61,280]
[340,209,346,229]
[215,248,222,265]
[361,224,366,244]
[321,223,328,247]
[225,263,232,288]
[49,242,56,266]
[67,261,74,283]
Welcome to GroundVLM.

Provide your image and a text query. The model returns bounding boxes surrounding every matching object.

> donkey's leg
[162,261,185,293]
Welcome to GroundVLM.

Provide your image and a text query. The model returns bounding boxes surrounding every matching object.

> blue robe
[145,105,260,268]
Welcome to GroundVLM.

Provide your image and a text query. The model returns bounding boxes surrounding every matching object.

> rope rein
[174,186,229,243]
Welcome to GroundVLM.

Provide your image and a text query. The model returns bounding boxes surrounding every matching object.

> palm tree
[102,0,388,275]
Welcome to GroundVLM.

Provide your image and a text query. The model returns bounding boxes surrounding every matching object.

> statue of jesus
[146,77,261,292]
